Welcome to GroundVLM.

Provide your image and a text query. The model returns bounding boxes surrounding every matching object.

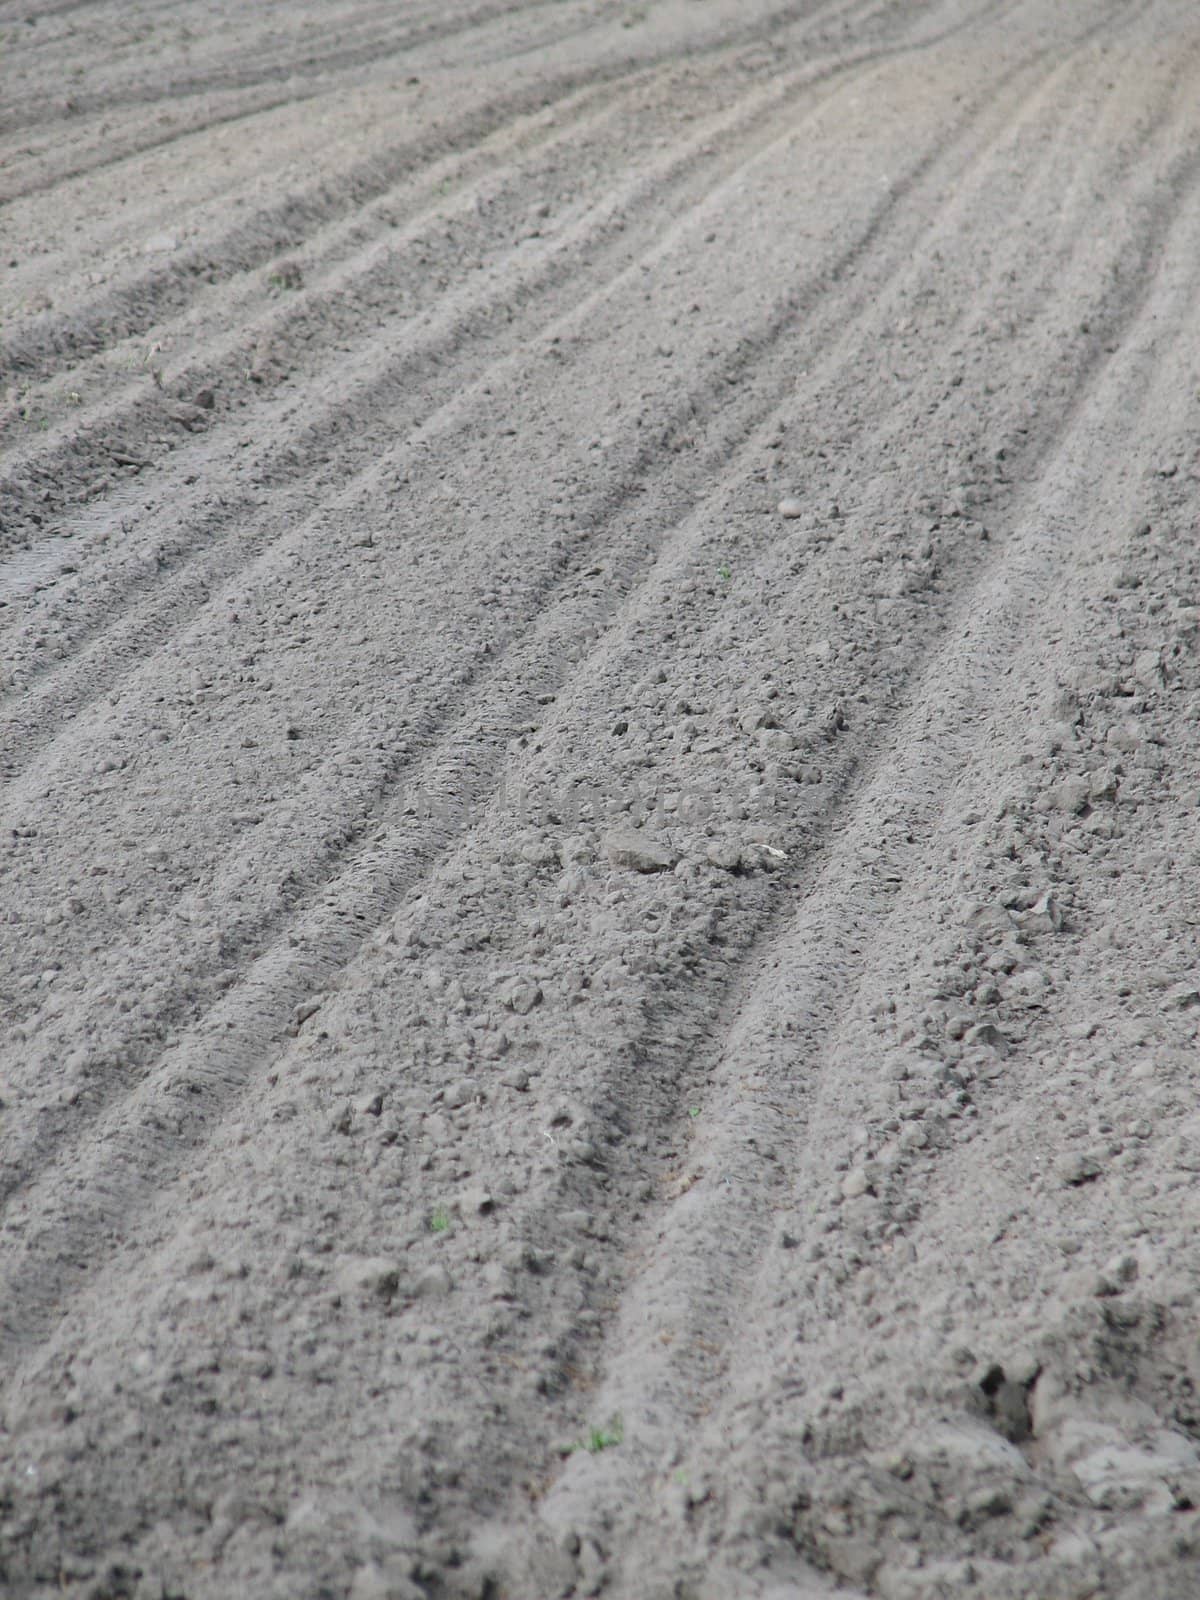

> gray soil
[3,1,1200,1596]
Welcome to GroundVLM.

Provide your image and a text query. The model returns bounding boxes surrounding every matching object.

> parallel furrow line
[0,6,1158,1362]
[0,7,983,770]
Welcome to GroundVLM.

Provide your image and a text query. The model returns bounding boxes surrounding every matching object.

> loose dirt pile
[3,1,1200,1596]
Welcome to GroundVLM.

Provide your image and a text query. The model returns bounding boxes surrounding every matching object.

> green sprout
[571,1415,624,1454]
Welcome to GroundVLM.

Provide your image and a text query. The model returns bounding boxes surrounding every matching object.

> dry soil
[3,1,1200,1597]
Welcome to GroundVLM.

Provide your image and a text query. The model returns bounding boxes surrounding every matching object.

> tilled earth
[3,1,1200,1596]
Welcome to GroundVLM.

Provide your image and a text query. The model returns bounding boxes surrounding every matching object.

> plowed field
[3,2,1200,1596]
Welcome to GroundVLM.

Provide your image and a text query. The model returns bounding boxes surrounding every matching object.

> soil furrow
[0,0,1107,1217]
[3,3,1199,1597]
[0,2,1100,1355]
[0,0,1055,786]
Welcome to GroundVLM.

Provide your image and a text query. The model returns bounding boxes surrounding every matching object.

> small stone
[502,976,543,1015]
[336,1256,401,1301]
[1035,777,1091,815]
[444,1078,479,1110]
[964,1486,1013,1522]
[604,830,676,873]
[1088,768,1119,802]
[414,1264,453,1299]
[167,401,208,431]
[424,1112,451,1145]
[460,1186,494,1216]
[706,841,745,872]
[1094,1252,1139,1296]
[500,1066,530,1091]
[963,1022,1010,1055]
[841,1165,872,1199]
[1106,722,1142,753]
[778,496,805,518]
[739,705,776,734]
[483,1261,517,1298]
[1058,1152,1103,1187]
[1016,890,1065,934]
[1133,647,1164,687]
[965,904,1015,936]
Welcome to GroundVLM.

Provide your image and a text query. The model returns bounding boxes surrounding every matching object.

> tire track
[0,0,1002,771]
[520,37,1200,1597]
[0,0,1169,1370]
[0,0,896,568]
[0,0,597,143]
[0,0,857,207]
[0,0,1063,1087]
[0,3,1083,1356]
[0,0,902,554]
[5,4,1198,1595]
[557,170,1200,1596]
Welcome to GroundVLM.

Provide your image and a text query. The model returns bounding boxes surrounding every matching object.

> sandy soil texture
[3,0,1200,1595]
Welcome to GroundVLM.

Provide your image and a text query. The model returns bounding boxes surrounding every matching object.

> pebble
[520,839,559,868]
[1093,1252,1139,1296]
[500,1065,530,1091]
[778,496,805,518]
[1058,1152,1103,1187]
[604,829,677,873]
[483,1261,517,1298]
[1088,767,1119,802]
[1015,890,1065,934]
[1035,777,1092,815]
[413,1264,453,1299]
[443,1078,479,1110]
[503,976,543,1015]
[739,705,776,734]
[1133,647,1164,687]
[965,904,1015,936]
[707,841,745,873]
[336,1256,400,1301]
[841,1165,872,1199]
[167,401,209,432]
[962,1022,1010,1054]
